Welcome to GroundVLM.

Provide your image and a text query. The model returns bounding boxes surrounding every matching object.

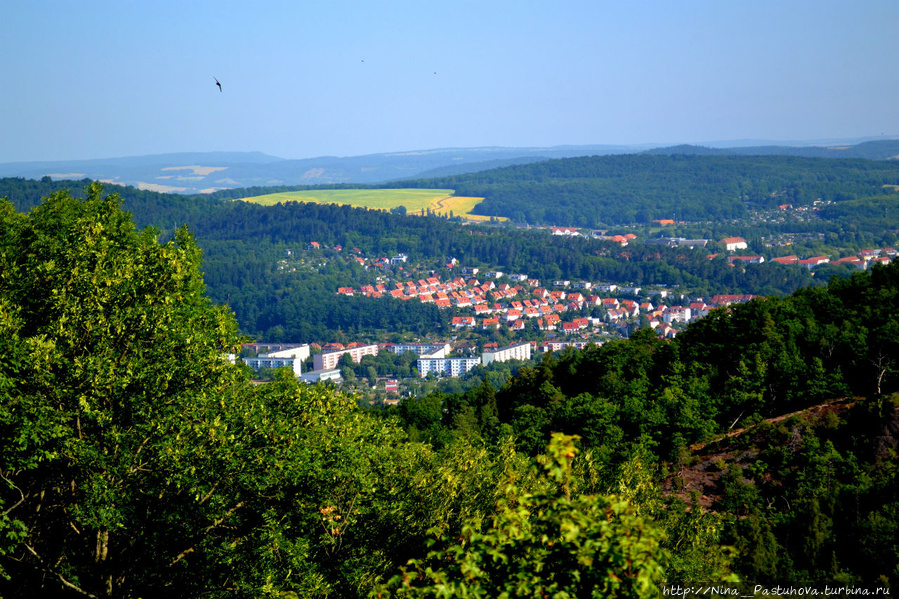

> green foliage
[0,184,246,596]
[0,189,544,596]
[3,169,899,594]
[402,154,899,226]
[715,398,899,587]
[377,434,668,598]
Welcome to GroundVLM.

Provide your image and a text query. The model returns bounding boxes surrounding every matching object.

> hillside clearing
[237,188,501,220]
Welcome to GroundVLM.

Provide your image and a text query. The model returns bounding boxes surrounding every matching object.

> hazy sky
[2,1,897,163]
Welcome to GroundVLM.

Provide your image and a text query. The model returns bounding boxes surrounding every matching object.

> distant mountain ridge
[643,139,899,160]
[0,139,896,194]
[0,146,639,194]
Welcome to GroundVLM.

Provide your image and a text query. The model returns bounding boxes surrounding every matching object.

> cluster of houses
[325,235,899,353]
[551,228,639,246]
[302,241,410,271]
[337,264,761,339]
[765,247,898,270]
[713,237,899,271]
[339,272,537,308]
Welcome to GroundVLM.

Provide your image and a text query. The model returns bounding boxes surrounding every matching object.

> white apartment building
[300,369,342,384]
[313,344,379,370]
[722,237,748,251]
[663,307,693,324]
[242,356,303,376]
[388,343,451,357]
[482,342,532,367]
[417,357,482,378]
[263,344,311,361]
[542,340,592,353]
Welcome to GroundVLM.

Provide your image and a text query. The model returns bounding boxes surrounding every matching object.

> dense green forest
[390,258,899,589]
[2,148,899,341]
[398,154,899,226]
[2,180,897,597]
[643,139,899,160]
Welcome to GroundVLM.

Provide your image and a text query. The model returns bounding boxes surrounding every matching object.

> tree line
[397,153,899,226]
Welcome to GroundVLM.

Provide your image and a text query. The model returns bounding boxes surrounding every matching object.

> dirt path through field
[431,194,454,212]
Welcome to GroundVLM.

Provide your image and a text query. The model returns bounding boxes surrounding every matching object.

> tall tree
[0,184,245,597]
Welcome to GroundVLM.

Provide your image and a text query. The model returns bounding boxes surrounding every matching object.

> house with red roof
[482,317,500,329]
[722,237,748,251]
[771,255,799,265]
[798,256,830,269]
[834,256,866,270]
[452,316,476,328]
[710,294,756,306]
[729,256,765,265]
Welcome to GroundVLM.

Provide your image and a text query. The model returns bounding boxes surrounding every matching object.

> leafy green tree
[0,185,245,596]
[378,434,668,598]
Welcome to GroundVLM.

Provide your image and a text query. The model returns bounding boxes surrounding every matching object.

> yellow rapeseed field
[237,189,504,221]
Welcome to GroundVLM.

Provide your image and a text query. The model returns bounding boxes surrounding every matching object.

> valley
[2,143,899,595]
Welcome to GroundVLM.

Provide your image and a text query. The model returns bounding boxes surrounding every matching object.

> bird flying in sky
[214,77,222,92]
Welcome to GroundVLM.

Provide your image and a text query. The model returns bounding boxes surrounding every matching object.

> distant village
[246,231,898,391]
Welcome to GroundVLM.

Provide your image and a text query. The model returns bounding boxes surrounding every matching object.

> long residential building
[263,344,311,361]
[242,356,303,376]
[417,357,482,378]
[313,344,379,370]
[387,343,451,357]
[482,342,532,366]
[300,368,342,384]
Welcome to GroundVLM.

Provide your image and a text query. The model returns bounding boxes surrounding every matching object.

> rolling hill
[1,138,896,194]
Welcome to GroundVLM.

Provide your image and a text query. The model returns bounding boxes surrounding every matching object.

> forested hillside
[400,154,899,226]
[644,138,899,160]
[3,149,899,341]
[186,201,823,339]
[396,261,899,588]
[1,185,896,596]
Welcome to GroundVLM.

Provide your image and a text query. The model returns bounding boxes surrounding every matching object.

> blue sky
[2,1,897,163]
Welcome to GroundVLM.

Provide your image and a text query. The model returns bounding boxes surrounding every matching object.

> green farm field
[238,189,502,221]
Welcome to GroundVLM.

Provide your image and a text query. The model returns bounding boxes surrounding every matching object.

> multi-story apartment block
[300,369,342,384]
[263,344,311,361]
[313,344,379,370]
[482,342,532,367]
[542,340,593,353]
[417,356,482,378]
[242,356,303,377]
[388,343,451,357]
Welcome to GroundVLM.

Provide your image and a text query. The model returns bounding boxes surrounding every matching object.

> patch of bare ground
[662,398,857,509]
